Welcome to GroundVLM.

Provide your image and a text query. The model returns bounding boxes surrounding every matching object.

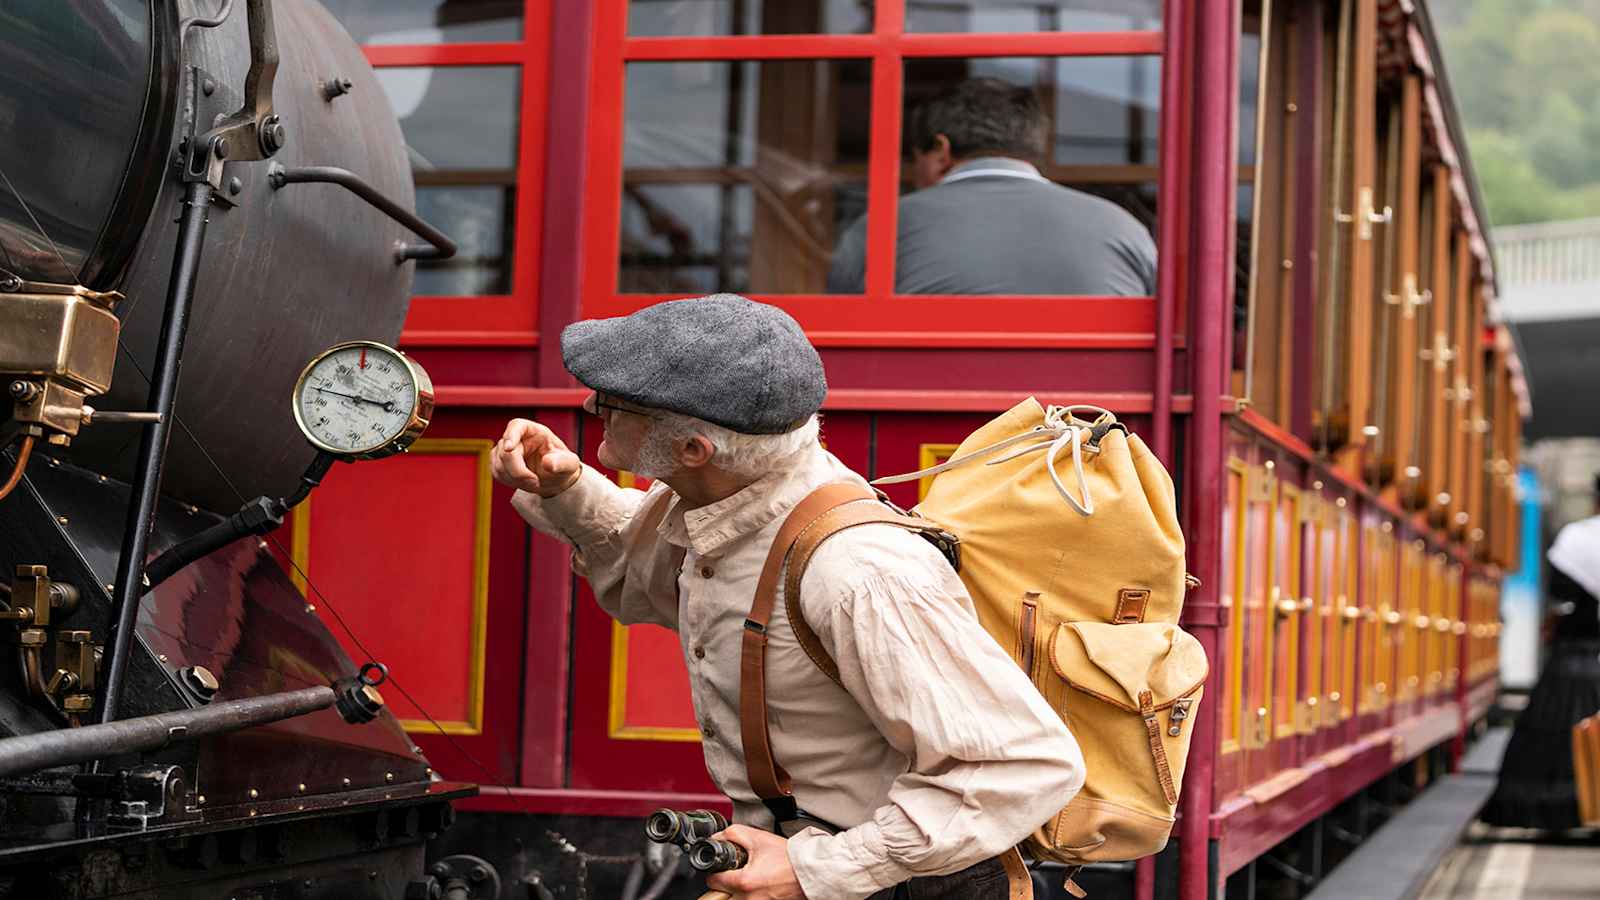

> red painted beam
[435,386,1196,414]
[458,786,733,819]
[363,43,527,66]
[1212,730,1396,877]
[618,31,1162,62]
[1179,0,1236,897]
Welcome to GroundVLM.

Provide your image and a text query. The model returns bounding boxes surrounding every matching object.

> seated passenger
[827,77,1158,296]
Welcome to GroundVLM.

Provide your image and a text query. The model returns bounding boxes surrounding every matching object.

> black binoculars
[643,808,748,873]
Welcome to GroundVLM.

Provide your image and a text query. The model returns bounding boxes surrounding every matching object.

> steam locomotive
[0,1,489,896]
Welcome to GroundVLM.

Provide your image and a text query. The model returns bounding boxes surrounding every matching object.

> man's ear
[932,134,955,175]
[678,434,717,470]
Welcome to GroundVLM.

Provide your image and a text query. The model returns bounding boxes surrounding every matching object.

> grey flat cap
[560,294,826,434]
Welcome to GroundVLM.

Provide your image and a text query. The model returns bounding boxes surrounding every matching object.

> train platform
[1419,826,1600,900]
[1300,727,1600,900]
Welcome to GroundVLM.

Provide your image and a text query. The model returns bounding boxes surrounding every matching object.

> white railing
[1493,217,1600,286]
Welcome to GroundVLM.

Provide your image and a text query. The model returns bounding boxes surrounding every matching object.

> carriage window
[849,56,1159,296]
[618,59,872,294]
[321,0,522,44]
[1236,0,1304,424]
[906,0,1162,33]
[627,0,872,36]
[375,66,520,296]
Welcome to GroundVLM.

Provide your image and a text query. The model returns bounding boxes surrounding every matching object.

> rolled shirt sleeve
[510,465,682,629]
[786,527,1085,899]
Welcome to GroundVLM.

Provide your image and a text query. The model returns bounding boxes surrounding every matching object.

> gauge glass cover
[293,343,421,456]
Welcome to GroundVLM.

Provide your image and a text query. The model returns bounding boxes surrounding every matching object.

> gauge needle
[314,386,395,411]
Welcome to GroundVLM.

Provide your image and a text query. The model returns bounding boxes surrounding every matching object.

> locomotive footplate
[0,781,474,900]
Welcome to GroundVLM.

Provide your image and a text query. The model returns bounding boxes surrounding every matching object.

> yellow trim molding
[607,621,702,742]
[605,468,700,741]
[292,438,493,736]
[917,444,959,501]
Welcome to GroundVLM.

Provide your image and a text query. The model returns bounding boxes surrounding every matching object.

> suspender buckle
[743,619,767,634]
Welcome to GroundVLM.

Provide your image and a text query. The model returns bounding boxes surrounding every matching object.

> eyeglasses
[587,393,661,421]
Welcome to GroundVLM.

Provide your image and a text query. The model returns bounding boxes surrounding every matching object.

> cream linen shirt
[511,445,1084,899]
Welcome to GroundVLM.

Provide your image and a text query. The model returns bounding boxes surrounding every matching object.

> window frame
[581,0,1178,348]
[359,2,552,348]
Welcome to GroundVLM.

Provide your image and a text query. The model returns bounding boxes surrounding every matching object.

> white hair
[633,413,822,481]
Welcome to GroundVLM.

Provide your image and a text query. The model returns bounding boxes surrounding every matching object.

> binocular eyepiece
[644,807,727,845]
[643,808,747,872]
[688,837,749,873]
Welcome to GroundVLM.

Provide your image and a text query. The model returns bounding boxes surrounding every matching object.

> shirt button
[699,565,715,578]
[694,646,706,659]
[702,724,717,739]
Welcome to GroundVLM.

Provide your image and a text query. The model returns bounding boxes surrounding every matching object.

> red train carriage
[292,1,1523,897]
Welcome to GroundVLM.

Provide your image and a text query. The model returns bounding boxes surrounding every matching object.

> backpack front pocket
[1030,622,1207,864]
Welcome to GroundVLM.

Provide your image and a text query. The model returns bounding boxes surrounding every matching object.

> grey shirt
[826,157,1157,295]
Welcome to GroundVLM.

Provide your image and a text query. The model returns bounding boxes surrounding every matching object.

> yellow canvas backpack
[739,399,1204,893]
[876,398,1206,873]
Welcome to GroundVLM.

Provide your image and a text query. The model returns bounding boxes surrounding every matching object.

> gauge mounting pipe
[99,181,214,726]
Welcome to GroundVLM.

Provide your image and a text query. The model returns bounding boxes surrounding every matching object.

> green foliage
[1439,0,1600,225]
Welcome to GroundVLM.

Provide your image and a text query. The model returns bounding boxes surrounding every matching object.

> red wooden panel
[287,407,530,787]
[871,412,994,510]
[565,416,717,793]
[302,445,486,728]
[818,412,871,476]
[613,621,698,735]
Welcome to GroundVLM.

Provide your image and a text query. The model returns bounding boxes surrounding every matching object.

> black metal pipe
[267,164,457,262]
[143,453,332,592]
[0,686,334,777]
[100,181,214,725]
[142,513,260,590]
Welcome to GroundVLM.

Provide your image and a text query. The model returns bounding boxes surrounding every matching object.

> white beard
[630,425,683,481]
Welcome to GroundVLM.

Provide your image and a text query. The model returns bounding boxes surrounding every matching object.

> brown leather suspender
[739,482,950,810]
[735,482,1033,898]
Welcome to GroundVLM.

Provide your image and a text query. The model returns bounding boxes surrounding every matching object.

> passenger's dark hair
[909,77,1048,161]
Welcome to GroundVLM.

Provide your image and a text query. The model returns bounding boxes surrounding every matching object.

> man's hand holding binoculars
[703,824,807,900]
[492,418,582,497]
[646,809,807,899]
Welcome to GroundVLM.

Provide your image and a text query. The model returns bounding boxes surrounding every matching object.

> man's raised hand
[491,418,582,497]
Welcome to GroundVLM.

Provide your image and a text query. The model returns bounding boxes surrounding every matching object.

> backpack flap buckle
[1168,697,1194,737]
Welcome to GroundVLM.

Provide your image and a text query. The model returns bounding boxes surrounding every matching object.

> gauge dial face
[292,342,428,457]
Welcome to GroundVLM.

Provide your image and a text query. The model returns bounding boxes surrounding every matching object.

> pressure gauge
[291,341,433,459]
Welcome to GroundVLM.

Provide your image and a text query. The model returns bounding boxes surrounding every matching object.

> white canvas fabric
[1549,513,1600,601]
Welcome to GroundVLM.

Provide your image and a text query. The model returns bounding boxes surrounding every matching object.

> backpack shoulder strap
[782,501,952,687]
[741,482,951,806]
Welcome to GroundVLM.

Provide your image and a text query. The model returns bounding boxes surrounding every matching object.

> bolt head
[62,694,93,712]
[213,140,228,160]
[202,78,216,96]
[228,177,242,196]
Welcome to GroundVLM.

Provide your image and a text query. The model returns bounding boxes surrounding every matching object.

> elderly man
[827,77,1157,296]
[492,294,1082,900]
